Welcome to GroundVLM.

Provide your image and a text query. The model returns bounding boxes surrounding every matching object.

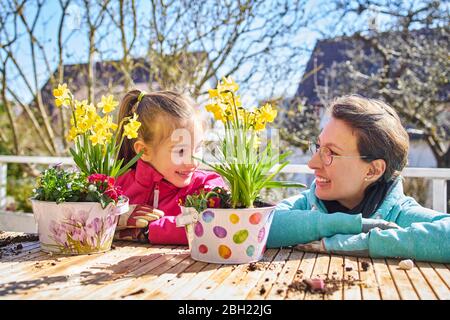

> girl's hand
[116,204,165,230]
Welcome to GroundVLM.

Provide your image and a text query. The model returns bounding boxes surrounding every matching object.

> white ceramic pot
[180,206,275,264]
[31,197,129,255]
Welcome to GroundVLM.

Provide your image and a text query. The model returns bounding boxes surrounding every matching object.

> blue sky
[3,0,431,106]
[2,0,326,106]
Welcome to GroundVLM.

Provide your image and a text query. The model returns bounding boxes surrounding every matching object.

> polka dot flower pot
[180,206,275,264]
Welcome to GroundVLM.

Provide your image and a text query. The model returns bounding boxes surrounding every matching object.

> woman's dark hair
[117,90,196,168]
[329,95,409,181]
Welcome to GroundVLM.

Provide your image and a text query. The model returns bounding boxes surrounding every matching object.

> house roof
[39,52,211,115]
[295,28,449,140]
[297,28,448,105]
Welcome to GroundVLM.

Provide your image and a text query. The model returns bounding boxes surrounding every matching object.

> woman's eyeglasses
[309,142,371,166]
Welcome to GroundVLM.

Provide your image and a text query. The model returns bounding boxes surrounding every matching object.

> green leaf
[116,150,143,177]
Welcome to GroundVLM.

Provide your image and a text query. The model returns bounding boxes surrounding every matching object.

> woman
[266,95,450,263]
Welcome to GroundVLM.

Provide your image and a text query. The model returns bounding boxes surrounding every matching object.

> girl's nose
[308,150,322,170]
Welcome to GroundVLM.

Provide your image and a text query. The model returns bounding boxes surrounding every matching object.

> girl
[114,90,225,245]
[267,95,450,263]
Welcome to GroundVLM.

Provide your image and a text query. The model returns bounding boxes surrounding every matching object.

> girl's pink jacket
[116,159,226,245]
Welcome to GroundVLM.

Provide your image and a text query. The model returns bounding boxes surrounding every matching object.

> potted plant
[177,77,305,264]
[30,84,142,255]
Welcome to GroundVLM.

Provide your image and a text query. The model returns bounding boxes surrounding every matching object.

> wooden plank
[245,248,291,300]
[13,244,154,299]
[169,263,224,299]
[284,251,317,300]
[371,258,400,300]
[416,261,450,300]
[430,263,450,289]
[266,250,304,299]
[129,255,198,300]
[0,250,47,275]
[304,254,330,300]
[199,263,250,300]
[386,259,419,300]
[52,248,171,299]
[342,256,361,300]
[184,264,239,300]
[144,261,209,299]
[0,250,103,287]
[17,242,170,299]
[207,249,280,300]
[358,257,381,300]
[78,246,187,299]
[404,262,437,300]
[325,255,344,300]
[226,249,279,300]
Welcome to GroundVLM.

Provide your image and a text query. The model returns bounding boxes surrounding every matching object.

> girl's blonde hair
[117,90,196,168]
[329,95,409,181]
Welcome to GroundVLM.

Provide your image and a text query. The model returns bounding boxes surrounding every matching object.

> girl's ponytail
[117,90,141,168]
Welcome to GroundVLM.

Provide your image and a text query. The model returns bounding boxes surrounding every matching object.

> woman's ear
[365,159,386,182]
[134,140,152,162]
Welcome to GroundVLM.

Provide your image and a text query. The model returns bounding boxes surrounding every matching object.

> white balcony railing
[1,155,449,213]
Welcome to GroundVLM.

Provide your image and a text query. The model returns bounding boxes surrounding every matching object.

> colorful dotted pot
[181,206,275,264]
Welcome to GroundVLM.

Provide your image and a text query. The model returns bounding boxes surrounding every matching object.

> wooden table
[0,240,449,300]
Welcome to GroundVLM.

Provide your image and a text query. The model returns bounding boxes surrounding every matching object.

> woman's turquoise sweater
[266,178,450,263]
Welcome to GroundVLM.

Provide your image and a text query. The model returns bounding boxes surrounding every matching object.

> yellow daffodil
[52,83,144,178]
[259,103,277,123]
[53,83,71,107]
[217,76,239,93]
[67,127,79,141]
[98,95,118,114]
[123,114,141,139]
[254,120,266,131]
[208,89,219,98]
[89,132,106,146]
[206,103,226,122]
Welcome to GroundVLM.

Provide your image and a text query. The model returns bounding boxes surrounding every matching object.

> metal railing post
[432,179,448,213]
[0,162,7,210]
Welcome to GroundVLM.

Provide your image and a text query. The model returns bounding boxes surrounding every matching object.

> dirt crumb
[120,288,145,298]
[247,262,264,271]
[345,266,353,272]
[259,285,266,295]
[361,261,370,271]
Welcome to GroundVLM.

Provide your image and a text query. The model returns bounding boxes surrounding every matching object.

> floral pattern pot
[31,198,129,255]
[180,206,275,264]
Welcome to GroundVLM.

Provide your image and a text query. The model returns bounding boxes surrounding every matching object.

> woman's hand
[294,239,327,253]
[116,204,164,230]
[361,218,400,233]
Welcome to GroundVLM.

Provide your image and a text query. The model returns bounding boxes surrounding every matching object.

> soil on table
[286,273,361,296]
[0,231,38,247]
[0,231,39,259]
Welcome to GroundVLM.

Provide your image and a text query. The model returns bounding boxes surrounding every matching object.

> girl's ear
[365,159,386,182]
[134,140,152,162]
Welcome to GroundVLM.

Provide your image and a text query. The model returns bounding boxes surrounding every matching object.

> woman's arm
[266,192,363,248]
[323,203,450,263]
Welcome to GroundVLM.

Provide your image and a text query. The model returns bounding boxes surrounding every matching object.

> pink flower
[104,187,119,201]
[88,173,109,184]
